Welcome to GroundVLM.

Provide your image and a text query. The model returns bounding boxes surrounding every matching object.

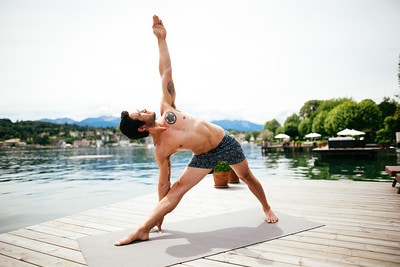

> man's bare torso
[154,108,225,158]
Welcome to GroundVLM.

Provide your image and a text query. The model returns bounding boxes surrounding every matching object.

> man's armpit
[167,81,175,96]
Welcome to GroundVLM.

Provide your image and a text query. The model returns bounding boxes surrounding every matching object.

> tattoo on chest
[165,111,177,124]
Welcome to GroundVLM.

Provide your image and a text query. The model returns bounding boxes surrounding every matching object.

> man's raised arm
[152,15,176,111]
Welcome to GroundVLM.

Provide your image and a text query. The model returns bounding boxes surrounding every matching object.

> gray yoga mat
[78,209,323,267]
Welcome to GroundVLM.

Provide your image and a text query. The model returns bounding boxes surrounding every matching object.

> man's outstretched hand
[156,217,164,233]
[152,15,166,40]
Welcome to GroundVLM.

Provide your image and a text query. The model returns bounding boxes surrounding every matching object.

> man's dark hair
[119,111,149,139]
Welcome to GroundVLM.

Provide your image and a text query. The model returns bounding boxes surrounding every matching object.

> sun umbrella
[275,133,290,139]
[305,132,321,139]
[337,128,365,136]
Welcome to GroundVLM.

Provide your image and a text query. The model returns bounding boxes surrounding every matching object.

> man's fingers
[153,15,161,27]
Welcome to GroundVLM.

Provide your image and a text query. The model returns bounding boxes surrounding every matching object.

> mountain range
[39,116,263,132]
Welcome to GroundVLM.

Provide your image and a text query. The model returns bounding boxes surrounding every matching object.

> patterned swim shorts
[188,132,246,169]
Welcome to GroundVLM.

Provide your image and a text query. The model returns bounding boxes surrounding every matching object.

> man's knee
[170,180,188,197]
[238,172,253,183]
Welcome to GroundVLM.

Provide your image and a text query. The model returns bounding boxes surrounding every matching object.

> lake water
[0,145,397,234]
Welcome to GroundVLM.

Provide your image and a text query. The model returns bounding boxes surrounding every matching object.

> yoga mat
[78,209,323,267]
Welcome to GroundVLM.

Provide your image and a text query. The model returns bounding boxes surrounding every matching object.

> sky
[1,0,399,125]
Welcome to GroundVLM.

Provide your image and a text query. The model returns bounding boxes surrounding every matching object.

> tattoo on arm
[167,81,175,96]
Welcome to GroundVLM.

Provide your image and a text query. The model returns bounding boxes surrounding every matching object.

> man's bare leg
[114,167,210,246]
[231,160,278,223]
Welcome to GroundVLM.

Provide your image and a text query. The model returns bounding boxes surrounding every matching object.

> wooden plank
[0,233,86,265]
[26,223,87,240]
[7,228,80,251]
[176,258,249,267]
[208,249,352,267]
[0,254,36,267]
[79,209,145,227]
[310,224,400,243]
[55,216,122,233]
[239,241,399,267]
[0,242,85,267]
[42,220,108,236]
[263,235,400,264]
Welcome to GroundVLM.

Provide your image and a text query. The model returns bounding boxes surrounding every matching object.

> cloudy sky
[1,0,399,124]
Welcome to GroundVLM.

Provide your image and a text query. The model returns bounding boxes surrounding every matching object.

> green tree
[324,100,358,135]
[36,135,52,146]
[383,116,400,136]
[312,110,329,137]
[376,116,400,144]
[298,117,312,138]
[260,129,274,141]
[315,98,352,114]
[356,99,382,131]
[264,119,281,134]
[275,126,285,135]
[284,113,300,138]
[299,100,322,119]
[250,130,261,142]
[378,97,398,122]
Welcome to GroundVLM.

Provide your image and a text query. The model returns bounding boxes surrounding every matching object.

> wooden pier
[1,177,399,266]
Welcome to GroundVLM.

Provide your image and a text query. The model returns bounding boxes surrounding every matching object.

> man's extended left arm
[152,15,176,112]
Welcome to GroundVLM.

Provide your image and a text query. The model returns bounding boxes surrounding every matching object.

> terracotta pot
[228,171,240,183]
[213,171,230,188]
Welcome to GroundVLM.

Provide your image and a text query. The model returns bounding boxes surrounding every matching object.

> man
[115,15,278,246]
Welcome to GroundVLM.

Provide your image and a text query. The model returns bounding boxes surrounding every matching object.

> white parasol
[275,133,290,139]
[305,132,321,139]
[337,128,365,136]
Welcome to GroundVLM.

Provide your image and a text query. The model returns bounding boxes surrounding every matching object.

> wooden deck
[1,177,399,267]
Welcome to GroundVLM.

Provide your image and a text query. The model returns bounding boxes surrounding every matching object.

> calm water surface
[0,145,397,233]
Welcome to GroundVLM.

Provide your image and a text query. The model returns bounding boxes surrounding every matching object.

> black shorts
[188,132,246,169]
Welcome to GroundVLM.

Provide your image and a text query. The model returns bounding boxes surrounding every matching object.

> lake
[0,144,397,234]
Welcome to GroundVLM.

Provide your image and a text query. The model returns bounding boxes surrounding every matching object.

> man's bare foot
[114,227,149,246]
[265,209,279,223]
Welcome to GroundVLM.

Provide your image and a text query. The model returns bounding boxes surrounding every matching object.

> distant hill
[39,116,120,128]
[211,120,263,132]
[39,117,78,125]
[39,117,263,131]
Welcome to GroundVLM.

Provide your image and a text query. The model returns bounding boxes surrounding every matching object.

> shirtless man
[115,15,278,246]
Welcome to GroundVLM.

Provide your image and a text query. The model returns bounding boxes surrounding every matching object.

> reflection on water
[260,148,397,182]
[0,145,397,234]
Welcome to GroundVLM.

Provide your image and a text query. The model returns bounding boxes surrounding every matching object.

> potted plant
[212,161,240,188]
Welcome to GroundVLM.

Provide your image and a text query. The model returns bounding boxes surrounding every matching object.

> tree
[324,100,358,135]
[260,129,274,141]
[299,100,322,119]
[275,126,285,135]
[376,116,400,145]
[284,113,300,139]
[357,99,382,131]
[298,117,312,138]
[378,97,398,122]
[36,135,52,146]
[383,116,400,136]
[315,98,352,114]
[250,130,261,142]
[264,119,281,134]
[312,110,329,137]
